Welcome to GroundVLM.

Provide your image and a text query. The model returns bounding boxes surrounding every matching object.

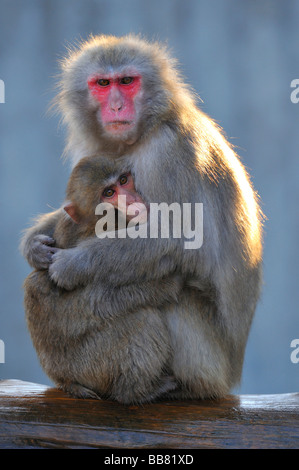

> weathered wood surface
[0,379,298,449]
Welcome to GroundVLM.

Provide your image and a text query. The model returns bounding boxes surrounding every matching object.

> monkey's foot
[157,375,177,394]
[60,383,101,400]
[144,375,178,403]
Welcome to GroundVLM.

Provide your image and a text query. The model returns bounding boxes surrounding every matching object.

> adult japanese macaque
[24,156,181,403]
[21,34,263,400]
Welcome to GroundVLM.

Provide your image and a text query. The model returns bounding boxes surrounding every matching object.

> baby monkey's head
[64,156,148,228]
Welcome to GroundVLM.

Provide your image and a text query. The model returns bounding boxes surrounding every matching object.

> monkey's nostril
[111,102,122,112]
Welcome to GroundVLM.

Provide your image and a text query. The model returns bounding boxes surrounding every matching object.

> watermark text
[0,80,4,103]
[0,339,4,363]
[290,339,299,364]
[290,79,299,103]
[95,200,203,250]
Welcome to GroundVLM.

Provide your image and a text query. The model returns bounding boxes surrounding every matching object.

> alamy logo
[95,200,204,250]
[0,80,4,104]
[0,339,4,363]
[290,339,299,364]
[290,79,299,103]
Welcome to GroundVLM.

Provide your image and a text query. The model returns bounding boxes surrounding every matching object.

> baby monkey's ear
[64,202,81,224]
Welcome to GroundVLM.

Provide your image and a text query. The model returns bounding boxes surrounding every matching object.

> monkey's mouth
[105,121,134,134]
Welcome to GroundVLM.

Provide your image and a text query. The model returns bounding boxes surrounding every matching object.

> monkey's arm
[92,274,183,320]
[20,210,62,269]
[49,234,181,290]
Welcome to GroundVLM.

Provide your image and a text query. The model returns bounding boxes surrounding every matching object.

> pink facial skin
[87,74,142,135]
[64,173,148,225]
[101,172,147,221]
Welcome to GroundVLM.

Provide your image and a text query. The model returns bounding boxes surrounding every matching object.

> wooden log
[0,379,298,449]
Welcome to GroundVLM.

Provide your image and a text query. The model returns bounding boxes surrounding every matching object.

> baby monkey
[24,156,181,404]
[57,157,149,246]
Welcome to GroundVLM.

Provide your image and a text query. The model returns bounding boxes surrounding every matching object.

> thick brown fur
[21,34,263,401]
[24,156,182,403]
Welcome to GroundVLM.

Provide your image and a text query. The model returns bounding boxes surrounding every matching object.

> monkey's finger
[45,248,61,265]
[47,246,59,254]
[39,235,56,246]
[31,245,60,269]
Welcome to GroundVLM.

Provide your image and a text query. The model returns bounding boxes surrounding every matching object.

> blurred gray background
[0,0,298,394]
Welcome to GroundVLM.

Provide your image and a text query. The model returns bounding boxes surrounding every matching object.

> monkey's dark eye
[119,174,128,185]
[97,78,110,87]
[120,77,134,85]
[103,188,115,198]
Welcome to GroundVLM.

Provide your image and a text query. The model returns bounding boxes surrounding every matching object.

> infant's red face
[101,172,147,222]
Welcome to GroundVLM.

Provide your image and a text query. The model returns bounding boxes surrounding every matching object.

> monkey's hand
[49,246,87,290]
[26,235,59,270]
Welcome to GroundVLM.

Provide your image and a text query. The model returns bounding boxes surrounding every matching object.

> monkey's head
[64,156,147,228]
[57,35,191,151]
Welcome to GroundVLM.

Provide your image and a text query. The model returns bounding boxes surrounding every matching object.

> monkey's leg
[24,271,110,399]
[165,292,237,400]
[108,309,175,405]
[24,272,179,403]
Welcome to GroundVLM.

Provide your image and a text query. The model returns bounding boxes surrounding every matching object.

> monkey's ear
[64,202,80,224]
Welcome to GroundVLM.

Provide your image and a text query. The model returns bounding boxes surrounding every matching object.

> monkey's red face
[101,172,147,222]
[87,73,142,137]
